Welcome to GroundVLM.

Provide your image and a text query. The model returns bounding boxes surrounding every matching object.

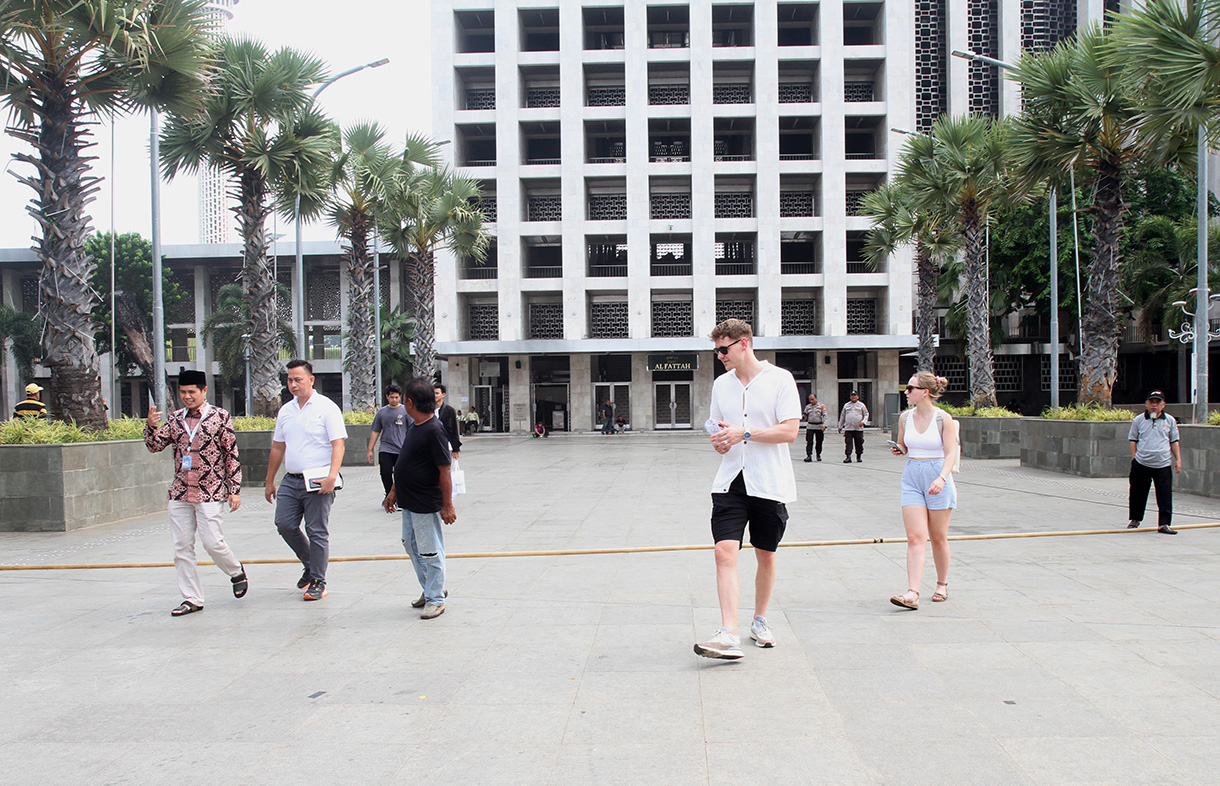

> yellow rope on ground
[1,522,1217,572]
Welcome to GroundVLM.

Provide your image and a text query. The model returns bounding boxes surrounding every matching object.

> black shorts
[710,472,789,552]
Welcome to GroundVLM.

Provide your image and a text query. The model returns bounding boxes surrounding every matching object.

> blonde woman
[889,372,960,610]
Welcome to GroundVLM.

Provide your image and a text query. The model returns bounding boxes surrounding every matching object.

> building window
[781,299,819,335]
[846,298,877,334]
[915,0,947,133]
[455,10,495,53]
[651,299,693,337]
[528,302,564,340]
[590,300,629,338]
[934,355,968,392]
[968,0,1000,116]
[1041,354,1077,392]
[716,298,756,326]
[584,6,625,49]
[467,302,498,341]
[994,356,1023,392]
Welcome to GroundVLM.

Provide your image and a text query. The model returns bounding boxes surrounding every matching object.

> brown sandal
[889,589,919,610]
[932,582,948,602]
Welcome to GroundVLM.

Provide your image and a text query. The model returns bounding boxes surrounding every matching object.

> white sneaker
[750,616,775,648]
[694,628,744,659]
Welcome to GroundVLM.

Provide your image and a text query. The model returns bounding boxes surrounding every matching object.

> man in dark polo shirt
[386,377,457,619]
[1127,389,1182,535]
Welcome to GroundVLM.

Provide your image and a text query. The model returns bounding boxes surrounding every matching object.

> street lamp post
[150,109,166,416]
[292,58,390,358]
[1168,290,1220,412]
[951,49,1062,407]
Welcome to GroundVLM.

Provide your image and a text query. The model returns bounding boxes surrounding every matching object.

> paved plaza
[3,430,1220,785]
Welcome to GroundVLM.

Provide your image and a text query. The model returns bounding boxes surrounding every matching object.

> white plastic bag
[451,458,467,496]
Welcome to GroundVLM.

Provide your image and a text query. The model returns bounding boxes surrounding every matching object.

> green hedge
[0,417,145,444]
[935,404,1020,418]
[1209,411,1220,426]
[1041,403,1134,421]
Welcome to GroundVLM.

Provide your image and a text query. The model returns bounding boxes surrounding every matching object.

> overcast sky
[0,0,432,250]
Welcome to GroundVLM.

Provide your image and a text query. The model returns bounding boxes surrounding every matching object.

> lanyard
[181,403,209,447]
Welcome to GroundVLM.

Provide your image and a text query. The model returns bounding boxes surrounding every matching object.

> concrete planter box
[235,423,372,488]
[956,416,1023,459]
[0,440,171,532]
[1020,418,1220,498]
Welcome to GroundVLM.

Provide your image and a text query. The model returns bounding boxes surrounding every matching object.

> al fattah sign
[648,353,699,372]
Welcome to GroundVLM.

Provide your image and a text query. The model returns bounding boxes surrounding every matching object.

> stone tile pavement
[3,431,1220,785]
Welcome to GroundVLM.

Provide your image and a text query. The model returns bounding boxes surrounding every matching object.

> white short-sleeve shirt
[273,392,348,473]
[709,361,802,503]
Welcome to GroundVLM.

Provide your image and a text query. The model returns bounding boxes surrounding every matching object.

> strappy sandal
[932,582,948,602]
[171,601,203,616]
[231,568,248,598]
[889,589,919,610]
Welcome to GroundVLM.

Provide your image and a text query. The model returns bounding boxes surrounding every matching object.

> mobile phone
[886,439,905,454]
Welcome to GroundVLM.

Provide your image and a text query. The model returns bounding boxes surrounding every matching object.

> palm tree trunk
[962,207,997,408]
[343,212,377,411]
[408,250,437,381]
[237,168,280,416]
[9,81,107,428]
[1077,157,1124,406]
[915,245,937,372]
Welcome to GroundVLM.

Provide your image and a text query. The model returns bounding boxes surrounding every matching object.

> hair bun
[936,376,948,391]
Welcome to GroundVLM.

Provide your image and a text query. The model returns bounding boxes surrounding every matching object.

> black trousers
[844,430,864,457]
[805,427,824,458]
[378,451,397,496]
[1129,459,1173,528]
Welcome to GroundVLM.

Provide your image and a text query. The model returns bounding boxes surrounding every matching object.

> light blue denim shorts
[900,458,957,510]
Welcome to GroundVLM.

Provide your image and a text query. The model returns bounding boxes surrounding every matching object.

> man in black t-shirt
[386,378,457,619]
[433,383,461,458]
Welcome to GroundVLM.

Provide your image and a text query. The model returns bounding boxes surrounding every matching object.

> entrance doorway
[533,383,570,432]
[473,384,505,432]
[594,383,631,430]
[654,382,692,429]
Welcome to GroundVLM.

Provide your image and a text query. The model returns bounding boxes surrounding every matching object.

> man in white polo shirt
[695,319,801,660]
[264,359,347,601]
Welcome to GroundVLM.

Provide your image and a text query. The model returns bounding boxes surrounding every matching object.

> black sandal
[171,601,203,616]
[231,568,248,598]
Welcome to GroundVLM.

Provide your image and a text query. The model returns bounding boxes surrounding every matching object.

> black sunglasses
[907,385,925,391]
[714,338,742,356]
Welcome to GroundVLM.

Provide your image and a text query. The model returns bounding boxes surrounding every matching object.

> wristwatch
[743,431,751,443]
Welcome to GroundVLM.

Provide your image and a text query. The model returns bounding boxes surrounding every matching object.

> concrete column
[632,353,654,429]
[449,356,471,417]
[508,354,531,432]
[693,356,715,426]
[338,259,351,410]
[2,268,20,417]
[194,265,210,391]
[570,353,593,430]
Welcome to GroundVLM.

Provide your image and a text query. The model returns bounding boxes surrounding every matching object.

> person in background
[144,370,246,617]
[838,390,869,463]
[368,384,410,502]
[600,398,615,435]
[1126,389,1182,535]
[888,372,959,610]
[434,384,462,458]
[13,382,47,419]
[533,422,548,438]
[802,393,828,462]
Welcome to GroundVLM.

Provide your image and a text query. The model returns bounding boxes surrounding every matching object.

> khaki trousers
[168,500,242,605]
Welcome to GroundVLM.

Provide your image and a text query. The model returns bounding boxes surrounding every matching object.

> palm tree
[1009,26,1143,406]
[159,36,337,416]
[328,123,397,412]
[1122,214,1220,342]
[201,283,295,392]
[895,115,1012,408]
[0,0,213,428]
[379,135,490,381]
[377,305,416,390]
[862,182,957,372]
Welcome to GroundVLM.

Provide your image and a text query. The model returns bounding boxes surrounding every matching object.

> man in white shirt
[695,319,801,660]
[264,359,347,601]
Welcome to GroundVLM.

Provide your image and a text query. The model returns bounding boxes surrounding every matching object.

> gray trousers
[274,473,335,583]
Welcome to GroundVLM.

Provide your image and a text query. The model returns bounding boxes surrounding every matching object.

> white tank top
[904,411,946,459]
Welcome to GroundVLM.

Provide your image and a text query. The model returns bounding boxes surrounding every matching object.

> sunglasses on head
[714,338,743,355]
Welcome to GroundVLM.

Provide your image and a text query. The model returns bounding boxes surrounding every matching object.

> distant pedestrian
[600,399,615,435]
[695,319,800,660]
[385,377,457,619]
[368,384,411,500]
[888,372,959,610]
[532,422,548,438]
[264,359,347,601]
[1127,390,1182,535]
[838,390,869,463]
[802,393,828,462]
[12,382,46,419]
[434,384,462,458]
[462,409,480,435]
[143,370,246,617]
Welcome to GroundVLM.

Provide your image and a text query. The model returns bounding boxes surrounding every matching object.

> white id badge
[181,455,193,470]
